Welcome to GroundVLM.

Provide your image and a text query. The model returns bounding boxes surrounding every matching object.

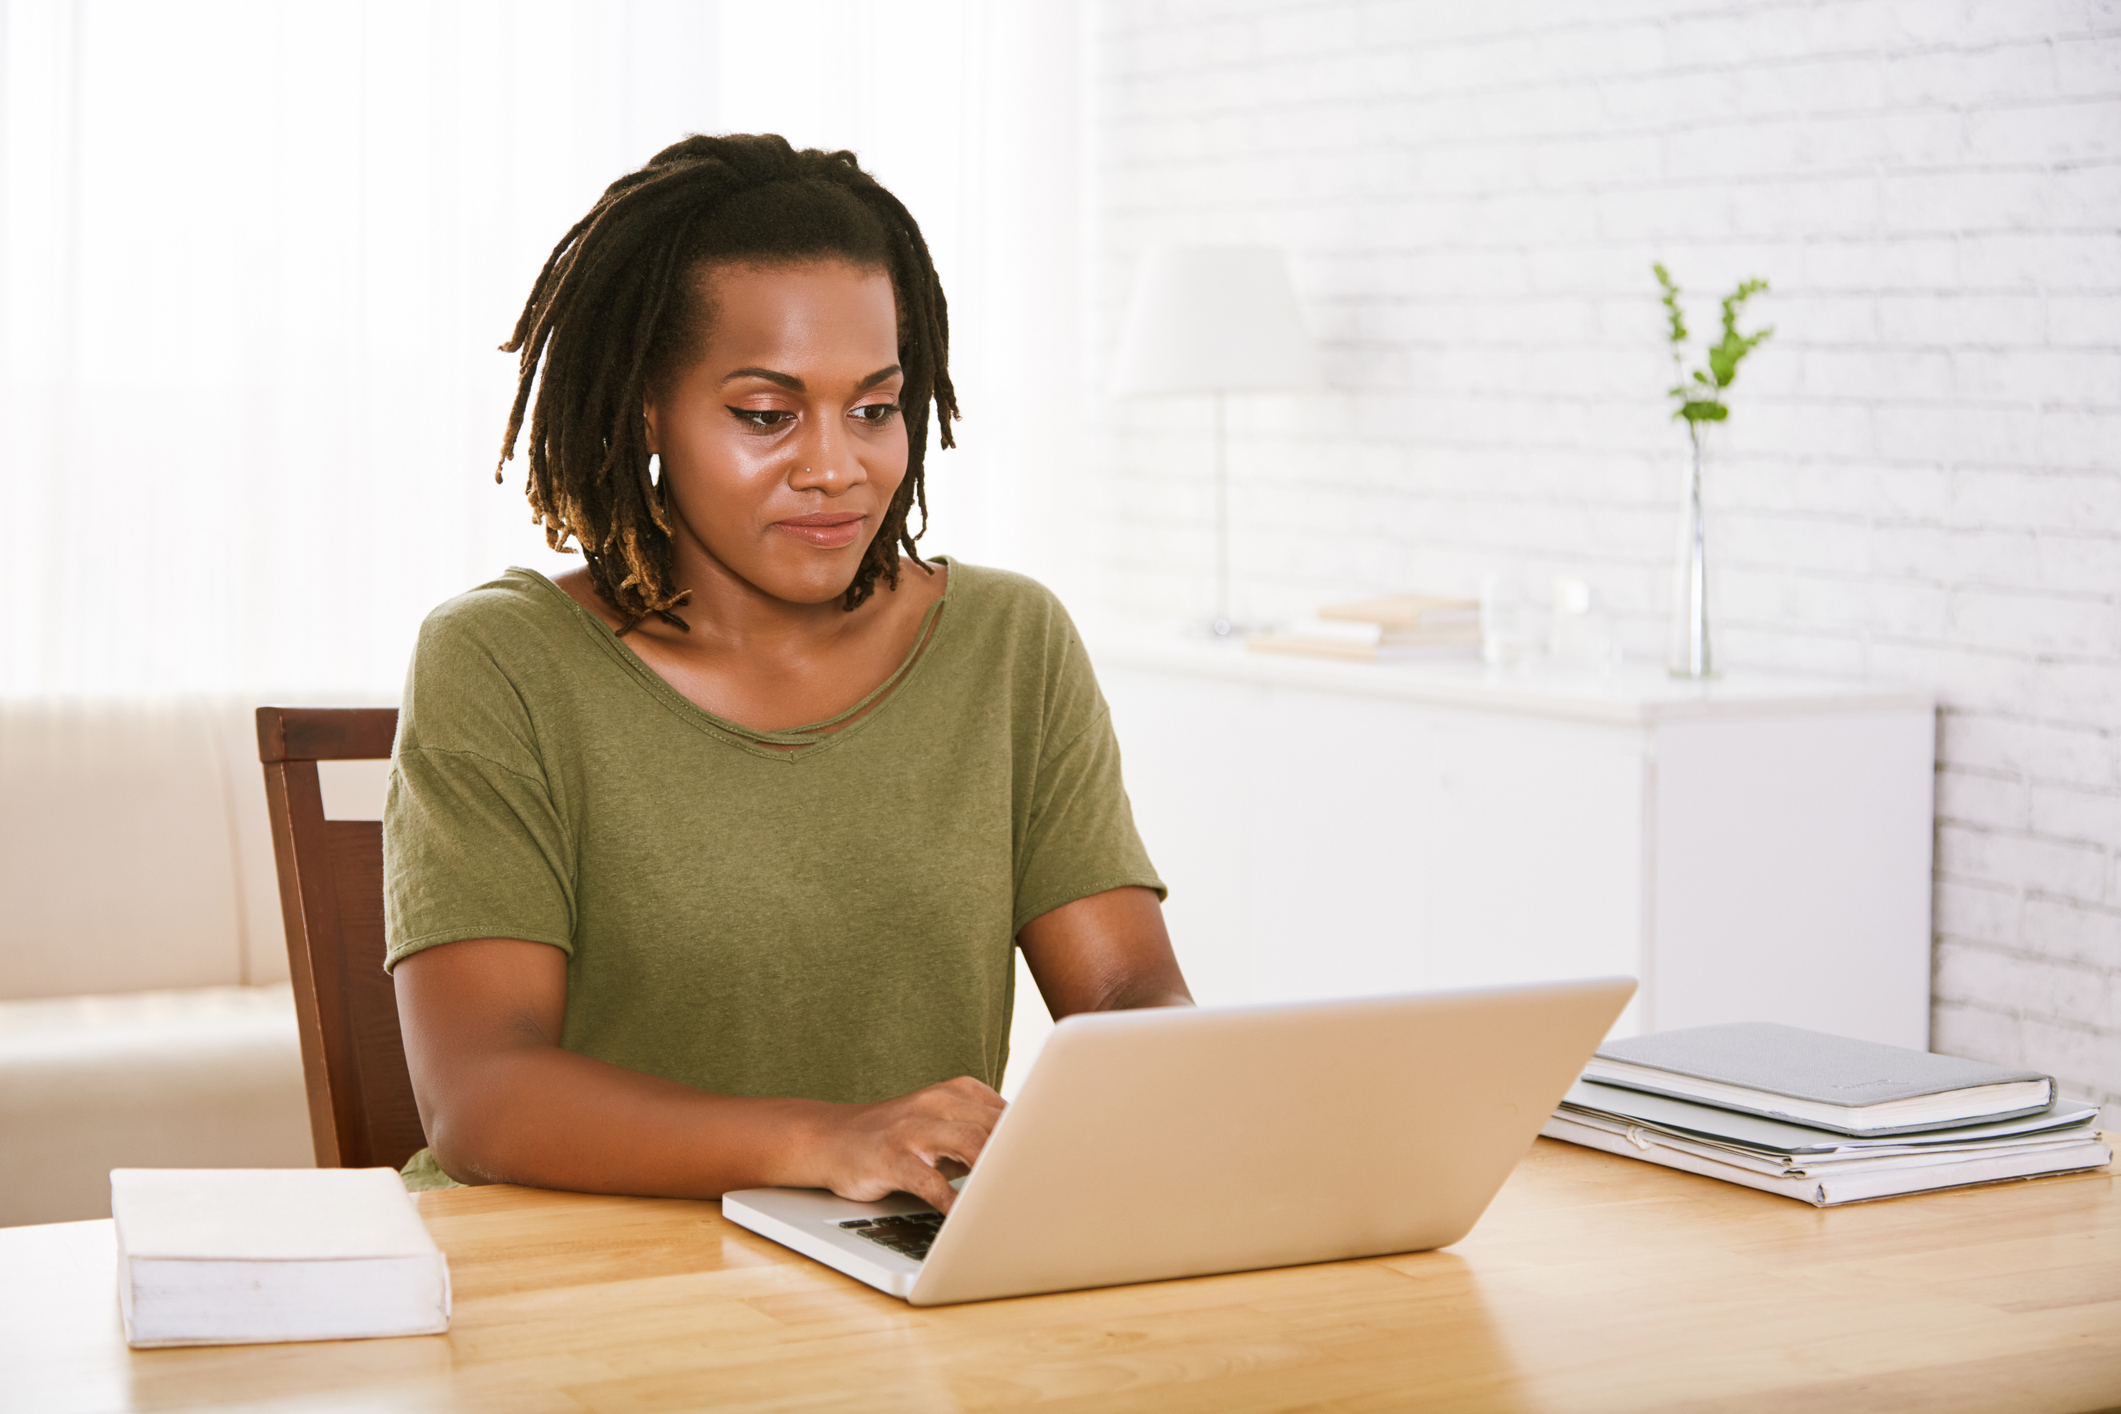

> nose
[788,413,865,495]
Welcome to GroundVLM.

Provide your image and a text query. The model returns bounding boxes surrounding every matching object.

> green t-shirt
[384,560,1161,1187]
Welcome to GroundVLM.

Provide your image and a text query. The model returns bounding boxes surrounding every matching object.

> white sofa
[0,697,389,1225]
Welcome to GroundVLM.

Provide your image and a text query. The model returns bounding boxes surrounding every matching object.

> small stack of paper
[1248,594,1480,662]
[1543,1023,2110,1206]
[113,1168,451,1348]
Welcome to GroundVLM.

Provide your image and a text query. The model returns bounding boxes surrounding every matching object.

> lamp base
[1190,617,1271,641]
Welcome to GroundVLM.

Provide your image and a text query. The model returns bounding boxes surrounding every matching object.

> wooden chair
[256,706,426,1171]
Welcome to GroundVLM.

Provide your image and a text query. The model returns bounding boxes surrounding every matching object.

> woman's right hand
[807,1076,1006,1214]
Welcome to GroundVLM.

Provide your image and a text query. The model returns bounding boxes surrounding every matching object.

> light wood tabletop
[7,1138,2117,1413]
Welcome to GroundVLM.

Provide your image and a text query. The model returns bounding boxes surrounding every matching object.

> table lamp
[1109,245,1321,635]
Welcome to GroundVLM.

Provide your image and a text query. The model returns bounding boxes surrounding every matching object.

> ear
[643,399,662,456]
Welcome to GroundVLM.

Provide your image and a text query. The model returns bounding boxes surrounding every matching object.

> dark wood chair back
[257,705,425,1171]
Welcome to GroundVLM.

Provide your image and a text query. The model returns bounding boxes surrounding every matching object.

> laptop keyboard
[838,1212,944,1262]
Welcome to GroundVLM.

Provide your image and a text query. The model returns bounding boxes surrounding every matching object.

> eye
[853,402,901,426]
[728,406,794,428]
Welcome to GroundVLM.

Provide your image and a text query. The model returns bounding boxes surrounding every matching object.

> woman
[385,134,1190,1214]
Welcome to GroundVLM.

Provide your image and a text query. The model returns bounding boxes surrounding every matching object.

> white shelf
[1083,621,1934,727]
[1085,622,1939,1050]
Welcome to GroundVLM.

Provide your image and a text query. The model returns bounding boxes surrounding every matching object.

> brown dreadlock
[496,134,959,629]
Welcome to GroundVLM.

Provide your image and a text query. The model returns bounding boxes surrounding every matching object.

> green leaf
[1708,341,1738,387]
[1719,278,1769,337]
[1654,262,1687,345]
[1660,268,1773,421]
[1707,278,1774,390]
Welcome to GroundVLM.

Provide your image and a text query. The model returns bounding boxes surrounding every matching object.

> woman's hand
[808,1076,1006,1214]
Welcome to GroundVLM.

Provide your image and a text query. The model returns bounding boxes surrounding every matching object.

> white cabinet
[1090,632,1936,1049]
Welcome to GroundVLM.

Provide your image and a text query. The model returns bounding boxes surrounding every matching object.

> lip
[772,512,865,549]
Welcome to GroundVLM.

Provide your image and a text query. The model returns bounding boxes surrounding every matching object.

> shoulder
[400,568,593,754]
[937,560,1077,640]
[410,567,598,687]
[930,560,1089,673]
[417,567,579,650]
[928,559,1105,727]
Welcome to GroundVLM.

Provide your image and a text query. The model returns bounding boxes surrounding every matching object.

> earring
[649,453,662,482]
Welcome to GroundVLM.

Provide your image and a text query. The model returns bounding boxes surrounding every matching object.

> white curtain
[1,0,1084,698]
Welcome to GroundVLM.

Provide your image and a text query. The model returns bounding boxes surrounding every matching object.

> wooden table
[8,1139,2117,1413]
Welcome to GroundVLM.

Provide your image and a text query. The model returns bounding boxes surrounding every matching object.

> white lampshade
[1109,246,1321,397]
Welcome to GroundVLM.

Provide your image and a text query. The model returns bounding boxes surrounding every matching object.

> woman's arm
[396,886,1182,1208]
[393,939,1001,1213]
[1016,886,1193,1016]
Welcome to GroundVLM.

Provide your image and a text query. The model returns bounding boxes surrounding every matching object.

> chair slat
[257,706,423,1172]
[329,820,425,1169]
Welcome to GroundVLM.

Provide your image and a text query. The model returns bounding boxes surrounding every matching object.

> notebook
[1585,1023,2055,1136]
[111,1168,451,1348]
[1556,1080,2099,1161]
[1541,1110,2110,1207]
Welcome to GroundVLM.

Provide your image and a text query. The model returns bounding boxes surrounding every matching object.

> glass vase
[1668,428,1713,678]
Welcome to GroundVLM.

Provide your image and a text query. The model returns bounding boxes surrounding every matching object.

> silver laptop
[722,975,1634,1306]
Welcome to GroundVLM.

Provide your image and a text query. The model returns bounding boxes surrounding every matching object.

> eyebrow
[721,364,903,394]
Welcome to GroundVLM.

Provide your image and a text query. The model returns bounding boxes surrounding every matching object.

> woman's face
[646,258,908,608]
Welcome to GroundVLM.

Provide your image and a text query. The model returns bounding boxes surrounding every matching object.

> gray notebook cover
[1594,1023,2052,1109]
[1559,1081,2096,1157]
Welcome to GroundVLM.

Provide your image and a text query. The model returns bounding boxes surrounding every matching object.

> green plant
[1654,264,1773,440]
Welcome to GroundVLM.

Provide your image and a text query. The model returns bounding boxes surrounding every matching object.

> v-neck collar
[521,559,955,764]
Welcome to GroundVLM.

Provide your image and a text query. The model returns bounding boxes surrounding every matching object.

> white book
[1553,1102,2100,1177]
[112,1168,451,1348]
[1586,1023,2055,1135]
[1542,1115,2112,1207]
[1246,622,1480,662]
[1558,1082,2102,1168]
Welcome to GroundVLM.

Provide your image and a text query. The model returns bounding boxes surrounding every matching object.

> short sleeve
[1010,630,1165,933]
[382,609,576,971]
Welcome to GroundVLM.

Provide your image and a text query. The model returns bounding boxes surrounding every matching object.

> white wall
[0,0,1070,698]
[0,0,715,697]
[1083,0,2121,1104]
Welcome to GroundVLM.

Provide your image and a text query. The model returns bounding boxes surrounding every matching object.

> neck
[677,563,857,658]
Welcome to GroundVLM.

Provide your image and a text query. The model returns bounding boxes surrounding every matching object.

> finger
[919,1119,994,1168]
[922,1084,1007,1128]
[914,1120,995,1173]
[931,1075,1005,1111]
[896,1159,958,1215]
[907,1089,993,1126]
[949,1076,1007,1110]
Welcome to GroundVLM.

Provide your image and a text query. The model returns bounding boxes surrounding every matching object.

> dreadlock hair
[497,133,958,631]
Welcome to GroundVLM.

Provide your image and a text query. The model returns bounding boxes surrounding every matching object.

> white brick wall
[1082,0,2121,1104]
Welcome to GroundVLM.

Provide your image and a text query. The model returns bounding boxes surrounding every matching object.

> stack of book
[1542,1022,2111,1207]
[1248,594,1480,662]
